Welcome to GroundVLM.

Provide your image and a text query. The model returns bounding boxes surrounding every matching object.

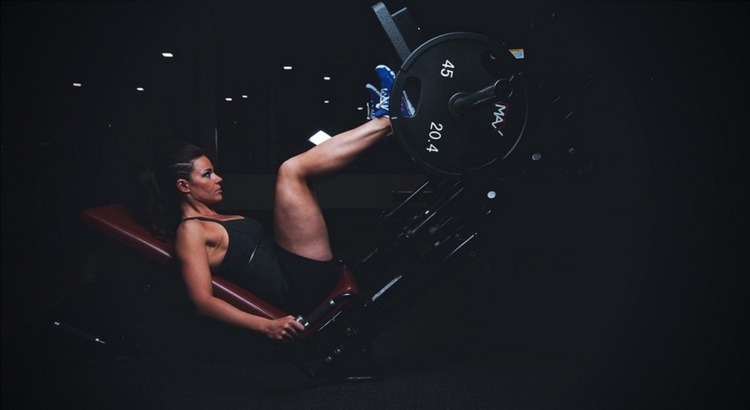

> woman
[141,65,402,343]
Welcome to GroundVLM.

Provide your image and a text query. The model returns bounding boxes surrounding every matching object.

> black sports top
[181,216,290,310]
[180,216,338,315]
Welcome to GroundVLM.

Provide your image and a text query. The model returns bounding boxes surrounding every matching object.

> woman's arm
[174,221,304,341]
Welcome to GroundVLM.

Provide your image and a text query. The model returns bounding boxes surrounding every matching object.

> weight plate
[391,32,528,177]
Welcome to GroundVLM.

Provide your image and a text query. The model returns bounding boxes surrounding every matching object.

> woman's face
[180,155,223,205]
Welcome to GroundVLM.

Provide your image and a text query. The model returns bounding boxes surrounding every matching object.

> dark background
[2,1,748,408]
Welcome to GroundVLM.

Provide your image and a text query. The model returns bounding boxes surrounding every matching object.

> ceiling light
[162,52,174,58]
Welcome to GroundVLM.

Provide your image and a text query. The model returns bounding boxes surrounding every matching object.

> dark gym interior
[2,1,748,409]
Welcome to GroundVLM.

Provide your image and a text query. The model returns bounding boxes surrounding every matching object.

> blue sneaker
[365,83,380,120]
[374,64,415,118]
[373,65,395,118]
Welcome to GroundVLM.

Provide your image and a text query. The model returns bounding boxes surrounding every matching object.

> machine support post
[372,2,423,64]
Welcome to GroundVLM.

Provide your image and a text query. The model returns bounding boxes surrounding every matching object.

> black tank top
[180,216,290,310]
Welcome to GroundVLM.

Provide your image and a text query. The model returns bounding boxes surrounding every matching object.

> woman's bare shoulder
[175,218,207,241]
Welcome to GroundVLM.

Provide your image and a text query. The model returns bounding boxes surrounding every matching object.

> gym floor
[0,252,657,410]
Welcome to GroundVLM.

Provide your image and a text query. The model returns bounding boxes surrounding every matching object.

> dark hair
[140,140,205,239]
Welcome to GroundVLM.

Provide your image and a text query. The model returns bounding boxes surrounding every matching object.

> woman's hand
[264,315,306,342]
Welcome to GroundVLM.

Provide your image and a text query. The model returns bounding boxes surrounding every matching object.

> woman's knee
[277,156,305,182]
[275,157,312,199]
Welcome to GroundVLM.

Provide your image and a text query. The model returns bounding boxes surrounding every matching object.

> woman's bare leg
[273,116,392,261]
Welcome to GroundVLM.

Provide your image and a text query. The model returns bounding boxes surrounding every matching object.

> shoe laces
[377,89,390,111]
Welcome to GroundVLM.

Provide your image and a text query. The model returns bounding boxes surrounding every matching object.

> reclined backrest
[79,204,358,327]
[80,203,174,267]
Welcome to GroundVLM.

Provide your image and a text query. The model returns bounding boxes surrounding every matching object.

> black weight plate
[391,32,528,177]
